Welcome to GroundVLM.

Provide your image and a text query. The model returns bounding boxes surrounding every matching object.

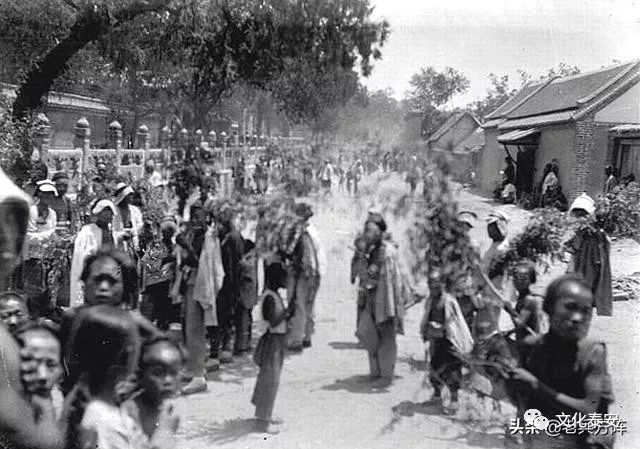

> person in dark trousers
[502,156,515,187]
[235,239,258,355]
[213,206,245,363]
[251,260,295,434]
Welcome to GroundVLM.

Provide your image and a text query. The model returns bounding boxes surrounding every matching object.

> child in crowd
[0,291,30,334]
[510,274,614,448]
[14,323,64,417]
[251,261,295,433]
[421,269,473,414]
[62,305,146,449]
[511,262,546,348]
[124,337,182,448]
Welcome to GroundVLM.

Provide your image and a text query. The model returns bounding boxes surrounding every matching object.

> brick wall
[572,115,596,200]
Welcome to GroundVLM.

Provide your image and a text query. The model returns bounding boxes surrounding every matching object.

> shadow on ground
[321,374,401,394]
[397,355,427,371]
[328,341,363,350]
[207,354,258,384]
[382,400,506,448]
[177,417,260,444]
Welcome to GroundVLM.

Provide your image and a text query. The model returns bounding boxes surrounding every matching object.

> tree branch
[61,0,79,11]
[12,0,172,120]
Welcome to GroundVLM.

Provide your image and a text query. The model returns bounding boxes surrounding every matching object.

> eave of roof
[497,111,574,130]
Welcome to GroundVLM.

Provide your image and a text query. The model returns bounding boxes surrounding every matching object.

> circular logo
[524,408,542,425]
[533,415,550,431]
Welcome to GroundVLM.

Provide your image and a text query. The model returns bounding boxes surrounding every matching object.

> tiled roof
[507,61,639,119]
[427,112,480,142]
[484,82,545,119]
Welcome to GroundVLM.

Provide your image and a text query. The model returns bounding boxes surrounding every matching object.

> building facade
[478,60,640,201]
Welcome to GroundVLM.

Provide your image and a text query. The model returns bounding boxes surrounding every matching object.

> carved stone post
[108,121,123,167]
[34,113,51,165]
[180,128,188,152]
[74,117,91,187]
[220,131,227,169]
[137,124,150,169]
[160,125,171,168]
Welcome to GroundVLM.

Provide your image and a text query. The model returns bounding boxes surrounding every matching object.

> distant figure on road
[318,159,334,196]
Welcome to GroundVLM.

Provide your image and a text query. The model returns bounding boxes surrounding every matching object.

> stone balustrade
[35,115,305,197]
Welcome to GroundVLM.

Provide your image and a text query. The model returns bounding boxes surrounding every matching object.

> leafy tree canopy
[1,0,389,128]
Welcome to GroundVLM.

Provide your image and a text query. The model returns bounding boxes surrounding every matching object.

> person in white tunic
[69,199,117,307]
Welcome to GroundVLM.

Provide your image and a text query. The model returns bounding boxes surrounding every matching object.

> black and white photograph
[0,0,639,448]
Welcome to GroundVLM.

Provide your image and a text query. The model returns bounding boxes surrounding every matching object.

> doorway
[515,145,537,194]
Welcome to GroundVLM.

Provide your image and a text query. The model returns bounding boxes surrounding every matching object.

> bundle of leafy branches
[595,182,640,237]
[253,194,304,259]
[169,165,204,216]
[406,159,481,291]
[488,208,568,278]
[40,229,74,302]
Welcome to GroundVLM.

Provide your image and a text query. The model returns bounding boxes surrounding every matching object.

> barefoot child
[511,262,545,349]
[124,337,183,448]
[251,261,295,433]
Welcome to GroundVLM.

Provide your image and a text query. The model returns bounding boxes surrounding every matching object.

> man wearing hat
[17,180,58,294]
[51,172,73,228]
[70,199,118,307]
[113,182,144,254]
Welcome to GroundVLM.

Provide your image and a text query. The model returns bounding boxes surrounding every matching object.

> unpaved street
[175,175,640,449]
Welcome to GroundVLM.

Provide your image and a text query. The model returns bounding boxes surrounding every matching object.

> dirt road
[175,175,640,449]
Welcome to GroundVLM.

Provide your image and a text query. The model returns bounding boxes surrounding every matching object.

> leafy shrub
[595,182,640,237]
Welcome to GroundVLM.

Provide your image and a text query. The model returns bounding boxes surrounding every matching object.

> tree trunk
[12,0,170,120]
[12,9,105,120]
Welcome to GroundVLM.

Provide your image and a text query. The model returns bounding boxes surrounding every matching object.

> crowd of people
[0,140,620,449]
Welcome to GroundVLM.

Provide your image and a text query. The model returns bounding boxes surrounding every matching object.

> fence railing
[35,114,307,196]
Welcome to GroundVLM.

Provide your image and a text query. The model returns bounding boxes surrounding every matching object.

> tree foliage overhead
[1,0,389,128]
[405,66,470,112]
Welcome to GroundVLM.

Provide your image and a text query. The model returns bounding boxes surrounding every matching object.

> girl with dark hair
[123,337,182,448]
[61,248,160,395]
[510,274,614,449]
[80,249,138,308]
[61,305,145,449]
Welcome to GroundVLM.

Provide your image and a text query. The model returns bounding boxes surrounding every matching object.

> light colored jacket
[70,223,116,307]
[113,204,144,251]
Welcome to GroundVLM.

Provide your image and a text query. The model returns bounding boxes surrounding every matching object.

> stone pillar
[220,131,227,169]
[208,130,217,148]
[161,125,171,168]
[179,128,188,161]
[34,113,51,165]
[108,121,123,166]
[137,124,150,168]
[74,117,91,186]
